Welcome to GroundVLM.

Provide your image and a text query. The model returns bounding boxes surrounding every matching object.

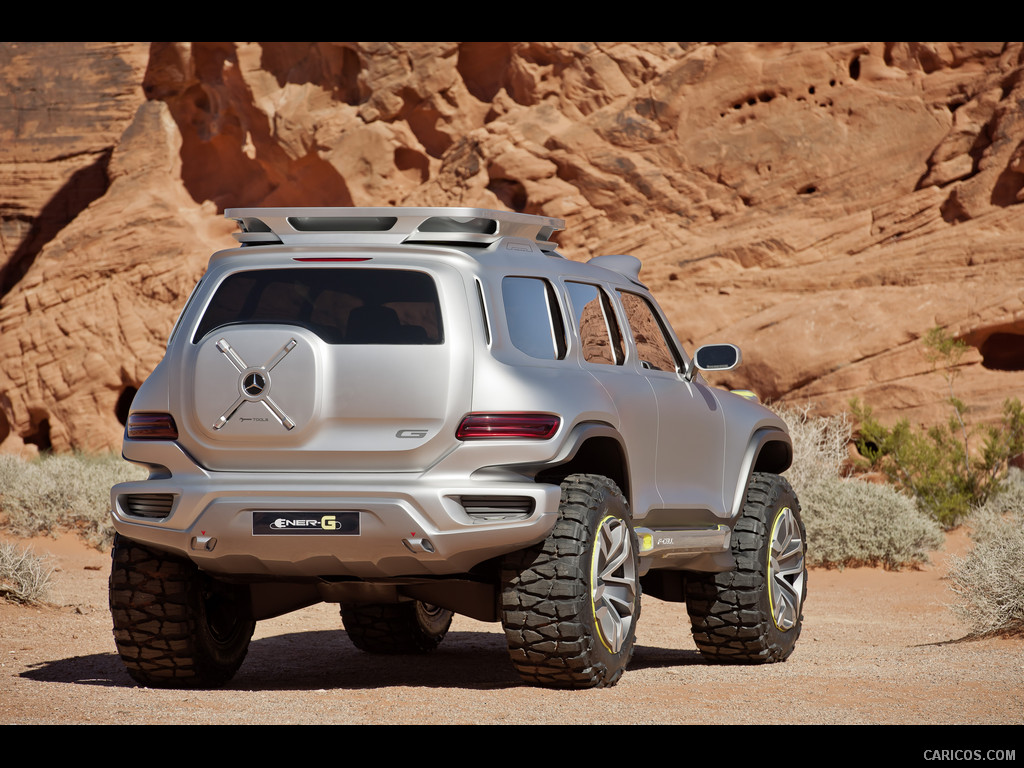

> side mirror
[685,343,742,381]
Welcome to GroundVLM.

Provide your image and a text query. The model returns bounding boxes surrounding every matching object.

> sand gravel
[1,529,1022,727]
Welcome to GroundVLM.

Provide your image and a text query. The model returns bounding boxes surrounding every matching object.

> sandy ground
[1,528,1022,728]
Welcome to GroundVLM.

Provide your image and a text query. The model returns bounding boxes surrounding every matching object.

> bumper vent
[122,493,175,519]
[459,495,535,521]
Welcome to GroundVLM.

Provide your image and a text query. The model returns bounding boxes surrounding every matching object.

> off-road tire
[500,474,640,689]
[685,472,806,663]
[340,601,453,654]
[109,535,255,688]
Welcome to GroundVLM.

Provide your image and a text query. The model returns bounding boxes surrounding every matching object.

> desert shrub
[771,403,851,491]
[0,541,54,604]
[0,453,146,548]
[851,328,1024,528]
[773,403,944,569]
[798,475,945,569]
[853,397,1024,528]
[947,468,1024,637]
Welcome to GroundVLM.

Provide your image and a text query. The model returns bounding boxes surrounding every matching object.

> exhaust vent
[121,493,176,519]
[459,495,535,521]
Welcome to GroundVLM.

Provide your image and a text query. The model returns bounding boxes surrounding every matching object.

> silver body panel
[113,208,792,595]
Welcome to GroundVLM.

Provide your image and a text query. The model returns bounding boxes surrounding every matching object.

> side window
[502,277,567,360]
[618,292,683,373]
[565,282,625,366]
[476,279,491,345]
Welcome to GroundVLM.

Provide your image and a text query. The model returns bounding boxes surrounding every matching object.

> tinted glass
[503,277,566,360]
[618,292,681,372]
[193,268,443,345]
[566,282,624,366]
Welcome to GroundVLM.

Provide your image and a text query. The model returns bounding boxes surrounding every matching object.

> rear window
[193,268,443,345]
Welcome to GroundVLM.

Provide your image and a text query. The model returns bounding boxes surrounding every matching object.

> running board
[634,525,731,568]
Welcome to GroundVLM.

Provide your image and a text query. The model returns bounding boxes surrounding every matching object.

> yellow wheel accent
[590,514,639,653]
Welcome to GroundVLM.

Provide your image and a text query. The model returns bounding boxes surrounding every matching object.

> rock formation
[1,42,1022,455]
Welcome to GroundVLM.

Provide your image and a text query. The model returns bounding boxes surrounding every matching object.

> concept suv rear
[110,207,805,689]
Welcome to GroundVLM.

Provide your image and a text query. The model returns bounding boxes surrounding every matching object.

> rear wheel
[500,474,640,689]
[340,601,453,654]
[109,535,255,688]
[685,472,806,663]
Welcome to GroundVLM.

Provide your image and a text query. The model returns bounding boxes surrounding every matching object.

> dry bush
[799,475,945,569]
[773,403,944,569]
[772,403,851,491]
[0,541,54,604]
[948,469,1024,637]
[0,453,146,548]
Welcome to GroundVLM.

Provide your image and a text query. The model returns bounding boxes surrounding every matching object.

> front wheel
[340,601,453,654]
[500,474,640,689]
[685,472,806,663]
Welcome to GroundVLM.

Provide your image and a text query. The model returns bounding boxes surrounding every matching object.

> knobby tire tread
[109,535,254,688]
[685,472,805,664]
[341,602,452,654]
[500,474,639,689]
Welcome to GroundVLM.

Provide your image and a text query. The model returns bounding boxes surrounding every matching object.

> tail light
[126,413,179,440]
[456,413,560,440]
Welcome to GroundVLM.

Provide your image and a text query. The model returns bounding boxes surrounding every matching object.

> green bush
[948,469,1024,637]
[853,397,1024,528]
[851,328,1024,528]
[773,403,945,569]
[0,541,54,604]
[0,453,146,549]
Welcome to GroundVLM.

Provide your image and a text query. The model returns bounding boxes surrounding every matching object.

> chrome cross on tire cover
[212,337,298,430]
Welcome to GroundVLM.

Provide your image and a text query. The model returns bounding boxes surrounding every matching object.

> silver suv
[109,207,806,690]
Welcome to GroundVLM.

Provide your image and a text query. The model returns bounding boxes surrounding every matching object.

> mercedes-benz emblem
[212,337,297,431]
[243,371,267,397]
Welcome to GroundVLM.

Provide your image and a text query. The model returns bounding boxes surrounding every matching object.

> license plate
[252,511,360,535]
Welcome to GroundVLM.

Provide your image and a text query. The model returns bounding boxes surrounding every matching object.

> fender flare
[727,427,793,519]
[479,421,631,500]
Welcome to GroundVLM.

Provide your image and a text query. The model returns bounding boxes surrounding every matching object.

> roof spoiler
[225,207,565,250]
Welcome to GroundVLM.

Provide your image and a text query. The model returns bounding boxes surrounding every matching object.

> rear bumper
[111,469,560,579]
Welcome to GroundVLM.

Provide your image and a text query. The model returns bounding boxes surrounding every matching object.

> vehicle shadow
[21,629,709,691]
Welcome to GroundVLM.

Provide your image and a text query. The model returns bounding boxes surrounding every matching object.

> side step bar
[634,525,732,574]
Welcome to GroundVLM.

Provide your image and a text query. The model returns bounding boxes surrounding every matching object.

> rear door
[561,280,663,519]
[175,263,471,472]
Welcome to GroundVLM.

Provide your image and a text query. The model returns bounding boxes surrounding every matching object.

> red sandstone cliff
[1,42,1022,455]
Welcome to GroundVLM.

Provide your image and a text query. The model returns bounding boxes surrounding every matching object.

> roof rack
[225,207,565,250]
